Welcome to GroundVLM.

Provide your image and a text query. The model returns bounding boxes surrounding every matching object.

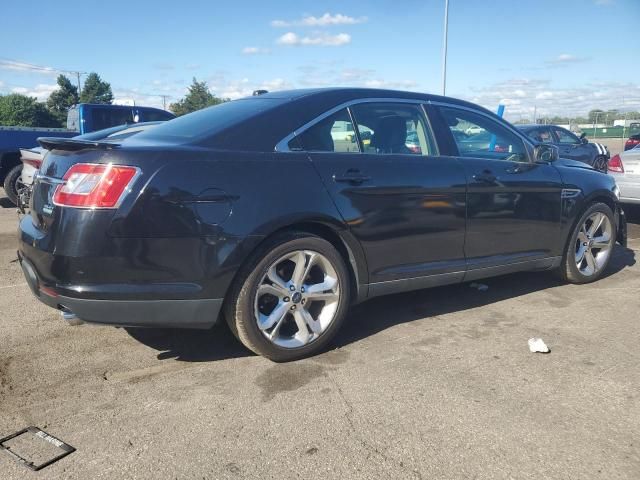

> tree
[0,93,59,127]
[169,78,227,116]
[46,74,79,126]
[79,72,113,104]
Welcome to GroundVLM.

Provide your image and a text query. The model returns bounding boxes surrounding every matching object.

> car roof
[249,87,493,113]
[209,87,505,150]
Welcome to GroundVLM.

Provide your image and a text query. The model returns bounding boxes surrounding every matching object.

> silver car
[609,146,640,204]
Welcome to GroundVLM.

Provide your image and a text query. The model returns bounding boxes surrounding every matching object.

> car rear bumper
[18,213,226,330]
[18,252,223,329]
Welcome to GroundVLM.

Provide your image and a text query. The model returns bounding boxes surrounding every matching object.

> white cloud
[276,32,351,46]
[463,78,640,121]
[0,59,57,76]
[11,83,57,100]
[364,79,418,90]
[546,53,590,66]
[271,13,367,27]
[241,46,270,55]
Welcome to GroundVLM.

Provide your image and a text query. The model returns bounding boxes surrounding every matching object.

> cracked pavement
[0,199,639,479]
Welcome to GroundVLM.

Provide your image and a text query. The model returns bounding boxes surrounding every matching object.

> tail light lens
[625,138,640,150]
[607,154,624,173]
[53,163,139,208]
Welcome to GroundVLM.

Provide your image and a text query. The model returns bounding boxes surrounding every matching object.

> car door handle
[333,170,371,184]
[472,171,497,183]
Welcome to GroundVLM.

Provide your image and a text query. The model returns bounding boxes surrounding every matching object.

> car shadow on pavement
[333,245,636,350]
[125,322,253,362]
[125,246,635,362]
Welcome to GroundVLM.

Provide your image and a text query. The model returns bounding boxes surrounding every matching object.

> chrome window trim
[275,97,430,153]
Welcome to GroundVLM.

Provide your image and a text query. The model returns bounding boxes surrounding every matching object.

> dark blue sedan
[518,124,609,171]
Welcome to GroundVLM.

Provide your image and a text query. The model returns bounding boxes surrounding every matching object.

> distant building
[614,119,640,128]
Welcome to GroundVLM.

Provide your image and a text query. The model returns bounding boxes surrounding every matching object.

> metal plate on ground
[0,426,75,471]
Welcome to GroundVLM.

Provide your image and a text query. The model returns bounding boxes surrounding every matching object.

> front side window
[440,107,528,162]
[350,103,435,155]
[528,127,554,144]
[554,127,580,145]
[290,108,360,153]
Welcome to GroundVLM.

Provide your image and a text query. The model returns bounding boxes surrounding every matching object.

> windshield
[134,98,285,142]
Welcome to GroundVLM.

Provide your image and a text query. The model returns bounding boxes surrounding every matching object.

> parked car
[16,122,165,211]
[608,145,640,204]
[624,133,640,151]
[1,104,174,205]
[18,88,626,361]
[517,124,609,172]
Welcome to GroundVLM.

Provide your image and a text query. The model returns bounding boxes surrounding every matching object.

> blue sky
[1,0,638,121]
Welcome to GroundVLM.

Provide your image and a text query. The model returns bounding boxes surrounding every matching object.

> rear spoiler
[37,137,120,152]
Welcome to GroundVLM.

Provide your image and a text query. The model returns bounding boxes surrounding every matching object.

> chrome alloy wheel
[254,250,340,348]
[575,211,614,277]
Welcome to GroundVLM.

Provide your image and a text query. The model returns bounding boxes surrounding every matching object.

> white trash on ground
[528,338,550,353]
[469,282,489,291]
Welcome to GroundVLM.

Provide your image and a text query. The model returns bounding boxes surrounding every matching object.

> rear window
[138,109,174,122]
[135,98,284,142]
[91,108,134,131]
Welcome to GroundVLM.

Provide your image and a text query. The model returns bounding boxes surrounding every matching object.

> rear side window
[440,107,528,162]
[350,103,435,155]
[290,108,360,153]
[528,127,554,144]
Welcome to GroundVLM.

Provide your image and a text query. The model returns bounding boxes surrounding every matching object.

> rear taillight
[607,154,624,173]
[625,138,640,150]
[52,163,139,208]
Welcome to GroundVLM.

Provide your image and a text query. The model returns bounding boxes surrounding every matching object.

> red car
[624,133,640,151]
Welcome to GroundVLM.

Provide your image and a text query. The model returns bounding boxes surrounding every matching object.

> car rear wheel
[559,202,615,283]
[224,232,350,361]
[3,164,24,206]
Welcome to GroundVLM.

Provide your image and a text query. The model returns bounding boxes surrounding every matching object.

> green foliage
[79,72,113,104]
[0,93,59,127]
[46,74,79,126]
[169,78,228,116]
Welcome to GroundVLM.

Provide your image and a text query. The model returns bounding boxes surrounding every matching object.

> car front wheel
[224,232,351,361]
[559,202,616,283]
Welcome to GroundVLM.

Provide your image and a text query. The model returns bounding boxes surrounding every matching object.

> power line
[0,57,88,92]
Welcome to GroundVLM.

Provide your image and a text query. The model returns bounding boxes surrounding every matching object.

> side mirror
[579,132,588,144]
[534,144,559,163]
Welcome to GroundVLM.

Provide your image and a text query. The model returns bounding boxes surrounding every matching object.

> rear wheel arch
[224,221,367,308]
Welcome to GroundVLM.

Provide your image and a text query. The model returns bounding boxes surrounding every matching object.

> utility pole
[76,72,82,95]
[159,95,169,110]
[441,0,450,96]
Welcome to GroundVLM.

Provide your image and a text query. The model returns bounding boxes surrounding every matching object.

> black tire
[558,202,615,284]
[224,232,351,362]
[3,164,23,206]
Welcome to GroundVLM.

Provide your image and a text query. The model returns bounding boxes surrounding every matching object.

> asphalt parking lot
[0,196,639,480]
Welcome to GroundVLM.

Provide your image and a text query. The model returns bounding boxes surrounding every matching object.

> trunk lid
[621,150,640,176]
